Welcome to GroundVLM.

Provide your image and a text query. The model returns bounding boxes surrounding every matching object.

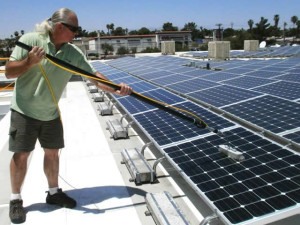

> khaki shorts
[9,110,64,153]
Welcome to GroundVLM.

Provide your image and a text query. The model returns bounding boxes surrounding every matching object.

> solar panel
[182,69,215,77]
[151,73,193,85]
[201,72,241,82]
[132,101,234,146]
[116,96,156,114]
[92,56,300,225]
[274,73,300,83]
[222,95,300,139]
[224,68,254,75]
[187,85,262,107]
[169,66,199,74]
[110,76,141,84]
[125,81,158,93]
[221,76,276,89]
[166,78,218,94]
[137,70,175,80]
[244,70,286,79]
[283,130,300,144]
[163,127,300,225]
[252,81,300,101]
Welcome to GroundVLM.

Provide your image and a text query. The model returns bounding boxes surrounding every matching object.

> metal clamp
[141,142,153,156]
[153,157,166,174]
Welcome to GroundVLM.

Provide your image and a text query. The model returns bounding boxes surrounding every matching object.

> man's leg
[43,148,59,188]
[10,152,30,195]
[9,152,30,224]
[44,148,76,208]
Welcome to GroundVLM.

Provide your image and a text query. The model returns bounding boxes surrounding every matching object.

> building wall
[75,31,192,57]
[98,36,157,54]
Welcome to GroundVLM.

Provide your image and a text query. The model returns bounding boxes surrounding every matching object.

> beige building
[74,31,192,57]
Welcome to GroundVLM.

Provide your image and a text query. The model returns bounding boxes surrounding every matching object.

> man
[5,8,132,224]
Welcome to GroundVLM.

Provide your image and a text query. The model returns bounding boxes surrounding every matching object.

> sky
[0,0,299,39]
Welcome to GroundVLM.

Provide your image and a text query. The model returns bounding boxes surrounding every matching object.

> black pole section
[15,41,208,129]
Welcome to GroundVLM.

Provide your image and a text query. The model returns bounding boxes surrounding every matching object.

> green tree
[272,14,280,37]
[181,22,198,40]
[106,24,110,35]
[141,47,160,53]
[223,28,235,38]
[248,19,254,31]
[117,46,129,55]
[254,17,270,42]
[109,23,115,34]
[129,30,138,35]
[138,27,151,35]
[112,27,126,36]
[88,31,98,37]
[101,43,114,58]
[291,16,299,39]
[274,15,280,28]
[162,22,178,31]
[297,20,300,38]
[291,15,298,28]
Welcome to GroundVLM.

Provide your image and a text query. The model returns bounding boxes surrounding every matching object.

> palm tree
[297,20,300,38]
[291,16,298,40]
[273,14,280,28]
[106,24,110,35]
[248,19,254,31]
[291,16,298,28]
[255,17,270,41]
[273,15,280,37]
[283,22,287,44]
[109,23,114,35]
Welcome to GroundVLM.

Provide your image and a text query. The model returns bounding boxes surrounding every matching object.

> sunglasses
[61,22,81,33]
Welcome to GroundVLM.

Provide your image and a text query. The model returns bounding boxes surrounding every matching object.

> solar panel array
[184,45,300,59]
[90,52,300,225]
[104,56,300,145]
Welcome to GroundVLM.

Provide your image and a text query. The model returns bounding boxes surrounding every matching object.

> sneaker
[46,188,76,208]
[9,199,26,224]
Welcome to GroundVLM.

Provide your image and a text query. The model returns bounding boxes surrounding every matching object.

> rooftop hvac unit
[208,41,230,60]
[244,40,259,51]
[161,41,175,55]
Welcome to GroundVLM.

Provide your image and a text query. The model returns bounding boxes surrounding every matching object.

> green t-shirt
[10,32,96,121]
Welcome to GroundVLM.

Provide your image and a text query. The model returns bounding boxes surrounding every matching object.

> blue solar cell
[151,74,192,85]
[133,101,234,146]
[166,78,218,94]
[201,72,241,82]
[111,76,141,84]
[169,66,199,74]
[129,81,157,93]
[224,68,254,74]
[182,69,214,77]
[116,88,186,114]
[283,131,300,144]
[117,96,154,114]
[274,73,300,83]
[222,95,300,134]
[188,85,262,107]
[137,70,174,80]
[221,76,276,89]
[252,81,300,100]
[244,70,285,78]
[162,127,300,224]
[92,55,300,224]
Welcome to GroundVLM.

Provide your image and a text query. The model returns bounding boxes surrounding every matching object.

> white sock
[11,193,22,201]
[49,187,59,195]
